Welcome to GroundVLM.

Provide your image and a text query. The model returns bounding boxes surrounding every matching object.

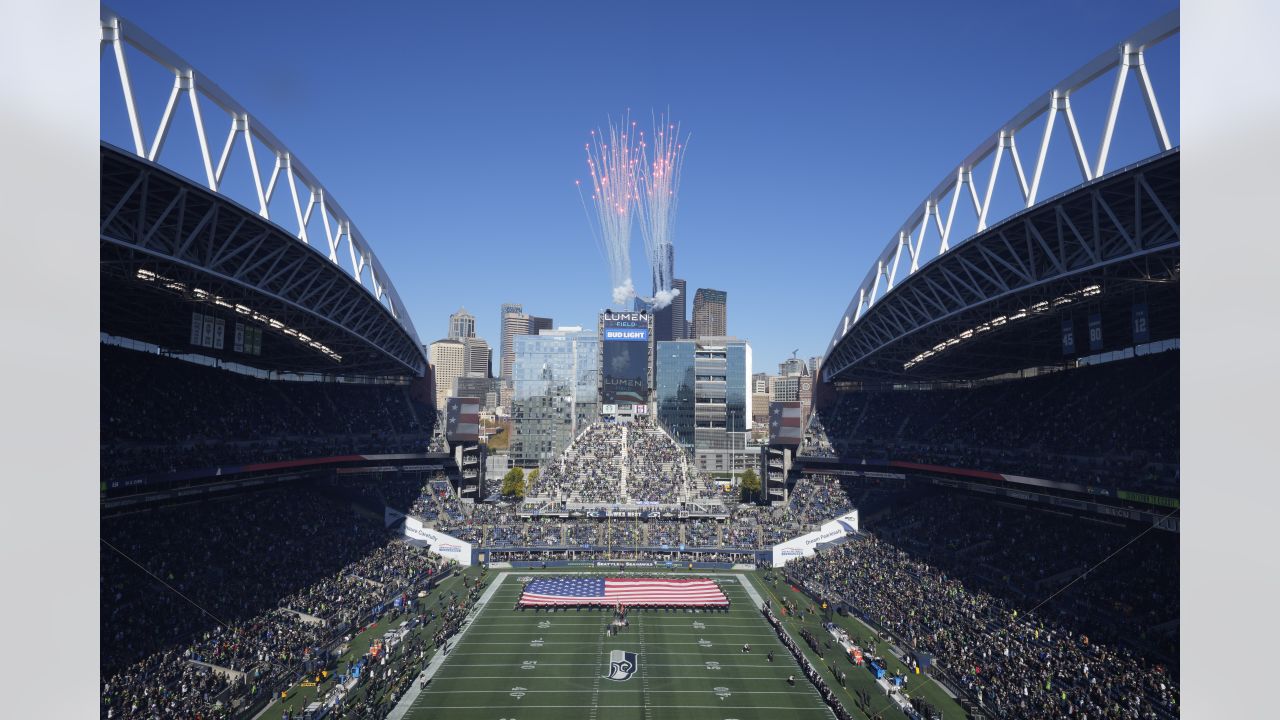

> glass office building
[656,337,751,474]
[510,328,599,467]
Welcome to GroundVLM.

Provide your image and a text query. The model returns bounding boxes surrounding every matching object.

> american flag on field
[519,577,728,608]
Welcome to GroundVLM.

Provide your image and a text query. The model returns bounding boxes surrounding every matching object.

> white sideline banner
[404,516,473,566]
[771,509,859,567]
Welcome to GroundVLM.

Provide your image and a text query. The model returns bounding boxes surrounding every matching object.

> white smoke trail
[580,113,642,309]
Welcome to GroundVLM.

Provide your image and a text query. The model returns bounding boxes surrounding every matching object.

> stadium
[97,5,1179,720]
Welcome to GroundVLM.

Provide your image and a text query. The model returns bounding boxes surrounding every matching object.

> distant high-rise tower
[428,338,466,409]
[500,304,553,382]
[448,308,475,339]
[499,303,522,381]
[463,337,492,378]
[671,278,688,339]
[692,288,727,339]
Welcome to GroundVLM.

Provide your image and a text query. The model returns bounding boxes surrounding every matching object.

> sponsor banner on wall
[404,516,472,566]
[771,509,859,567]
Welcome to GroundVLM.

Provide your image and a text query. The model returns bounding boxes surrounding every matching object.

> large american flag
[519,577,728,608]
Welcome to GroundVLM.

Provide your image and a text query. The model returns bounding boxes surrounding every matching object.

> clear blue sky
[101,0,1179,373]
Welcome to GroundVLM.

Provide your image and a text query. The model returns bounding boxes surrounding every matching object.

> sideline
[386,571,509,720]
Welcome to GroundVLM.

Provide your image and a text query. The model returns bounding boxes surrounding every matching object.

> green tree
[739,467,761,502]
[501,467,526,499]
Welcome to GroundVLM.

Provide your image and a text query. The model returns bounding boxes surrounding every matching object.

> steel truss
[102,145,427,377]
[99,4,422,353]
[823,150,1179,382]
[825,11,1178,369]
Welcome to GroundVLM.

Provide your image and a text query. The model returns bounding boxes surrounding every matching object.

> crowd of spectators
[808,351,1179,494]
[101,483,448,719]
[625,418,692,502]
[528,423,625,502]
[101,345,431,479]
[790,533,1177,719]
[526,419,723,506]
[787,473,854,525]
[867,492,1179,664]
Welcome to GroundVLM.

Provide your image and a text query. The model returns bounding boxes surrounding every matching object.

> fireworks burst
[577,112,643,308]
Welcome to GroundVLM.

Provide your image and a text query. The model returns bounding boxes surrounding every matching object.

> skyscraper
[462,336,492,378]
[428,338,466,409]
[671,278,688,339]
[498,303,523,381]
[500,305,553,382]
[692,288,727,338]
[448,307,475,339]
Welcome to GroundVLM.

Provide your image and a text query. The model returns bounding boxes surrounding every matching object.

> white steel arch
[99,4,421,346]
[826,10,1177,361]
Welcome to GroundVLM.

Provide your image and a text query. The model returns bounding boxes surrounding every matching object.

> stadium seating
[100,344,430,478]
[809,351,1179,494]
[100,483,447,719]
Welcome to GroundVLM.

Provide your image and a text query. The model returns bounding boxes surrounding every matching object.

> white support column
[910,202,931,274]
[1006,133,1030,203]
[941,170,964,254]
[887,231,907,289]
[1028,93,1062,206]
[240,116,269,218]
[869,260,885,306]
[1132,49,1172,151]
[214,119,237,186]
[103,20,147,156]
[264,154,282,208]
[320,192,340,262]
[1062,99,1093,182]
[148,77,182,162]
[1094,47,1131,178]
[182,71,217,191]
[348,231,364,284]
[978,138,1006,231]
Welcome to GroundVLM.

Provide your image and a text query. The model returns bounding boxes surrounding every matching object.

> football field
[398,571,837,720]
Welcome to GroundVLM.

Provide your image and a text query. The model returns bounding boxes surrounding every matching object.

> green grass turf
[402,571,837,720]
[753,574,969,720]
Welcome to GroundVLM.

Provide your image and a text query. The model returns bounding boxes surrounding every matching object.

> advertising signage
[601,312,651,404]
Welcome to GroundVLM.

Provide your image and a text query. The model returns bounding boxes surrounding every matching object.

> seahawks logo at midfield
[605,649,638,681]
